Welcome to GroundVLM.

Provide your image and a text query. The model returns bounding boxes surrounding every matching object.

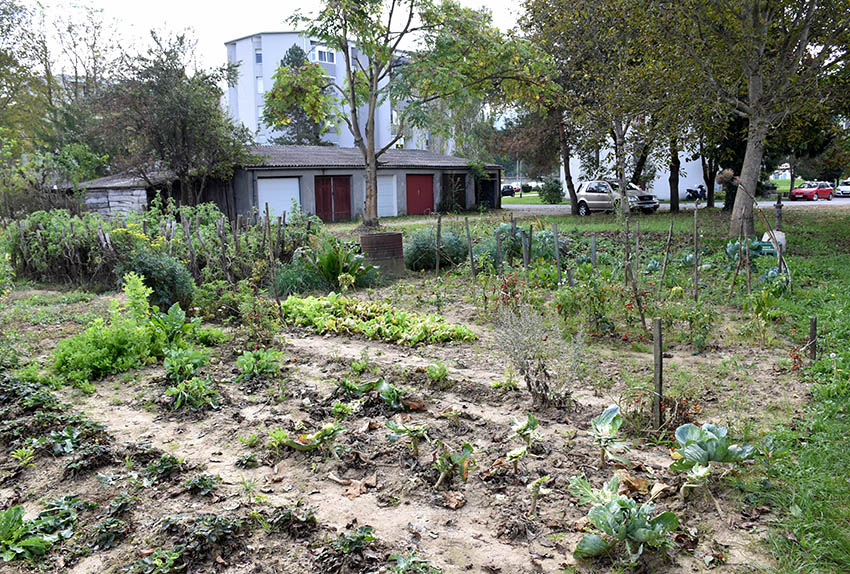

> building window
[255,50,262,64]
[310,41,335,64]
[257,106,264,130]
[256,76,264,94]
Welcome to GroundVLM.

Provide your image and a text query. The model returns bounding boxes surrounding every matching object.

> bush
[0,253,13,296]
[538,179,564,204]
[116,249,195,312]
[275,261,328,297]
[297,235,376,291]
[404,227,467,271]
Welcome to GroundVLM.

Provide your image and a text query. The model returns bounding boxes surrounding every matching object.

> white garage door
[257,177,300,217]
[377,175,397,217]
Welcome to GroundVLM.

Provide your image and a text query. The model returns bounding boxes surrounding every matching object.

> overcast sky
[30,0,523,70]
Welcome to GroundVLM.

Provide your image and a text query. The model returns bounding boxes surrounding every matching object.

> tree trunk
[364,147,378,226]
[700,140,717,209]
[669,137,680,213]
[630,138,652,186]
[613,120,630,219]
[559,116,578,215]
[730,118,769,237]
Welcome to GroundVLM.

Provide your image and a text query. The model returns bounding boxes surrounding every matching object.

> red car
[789,181,833,201]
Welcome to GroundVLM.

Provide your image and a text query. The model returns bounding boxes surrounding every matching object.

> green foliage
[91,517,129,550]
[433,442,476,489]
[0,253,13,296]
[149,303,201,350]
[331,400,354,419]
[263,502,319,538]
[389,552,443,573]
[328,525,376,555]
[263,55,340,133]
[10,446,35,467]
[0,506,53,562]
[591,405,629,467]
[386,420,430,455]
[670,423,755,471]
[274,260,328,296]
[280,293,476,346]
[538,178,564,204]
[238,433,263,448]
[568,475,678,563]
[511,413,540,447]
[268,422,344,456]
[404,227,467,271]
[235,453,259,469]
[145,454,186,481]
[297,235,377,292]
[128,545,186,574]
[235,348,282,382]
[184,473,221,496]
[116,249,195,312]
[425,361,449,387]
[165,377,219,411]
[163,346,209,383]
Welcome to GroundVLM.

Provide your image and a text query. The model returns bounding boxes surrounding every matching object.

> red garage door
[405,174,434,215]
[314,176,352,222]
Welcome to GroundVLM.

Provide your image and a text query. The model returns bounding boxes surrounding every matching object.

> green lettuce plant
[590,405,629,468]
[386,420,430,456]
[433,442,476,489]
[568,475,679,564]
[670,423,756,471]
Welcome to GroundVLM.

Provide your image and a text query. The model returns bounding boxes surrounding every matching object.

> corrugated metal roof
[246,145,500,170]
[79,171,174,190]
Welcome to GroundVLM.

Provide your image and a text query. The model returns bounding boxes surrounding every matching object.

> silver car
[575,180,660,216]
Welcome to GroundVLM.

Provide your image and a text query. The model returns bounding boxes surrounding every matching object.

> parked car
[574,180,659,216]
[789,181,833,201]
[835,179,850,197]
[501,184,515,197]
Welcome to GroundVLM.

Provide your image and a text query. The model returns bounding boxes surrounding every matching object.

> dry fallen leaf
[442,491,466,509]
[344,480,367,499]
[649,481,673,501]
[615,469,649,495]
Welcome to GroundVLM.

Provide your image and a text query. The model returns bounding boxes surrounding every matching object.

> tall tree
[104,33,252,205]
[660,0,850,235]
[265,0,553,227]
[264,45,327,145]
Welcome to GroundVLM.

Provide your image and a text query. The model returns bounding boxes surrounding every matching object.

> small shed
[77,172,173,215]
[233,145,502,221]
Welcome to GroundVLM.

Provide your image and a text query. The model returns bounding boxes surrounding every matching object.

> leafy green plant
[590,405,629,468]
[433,442,476,489]
[235,348,282,382]
[388,552,443,573]
[262,502,319,538]
[235,453,259,469]
[280,293,475,346]
[328,525,375,554]
[528,475,552,516]
[298,235,376,291]
[268,422,344,456]
[506,446,528,473]
[670,423,756,471]
[116,249,195,312]
[145,454,185,481]
[568,474,679,564]
[163,346,209,383]
[386,420,430,456]
[127,545,186,574]
[0,506,53,562]
[425,361,450,388]
[11,446,35,467]
[238,433,262,448]
[91,517,129,550]
[184,473,221,496]
[404,227,467,271]
[538,177,564,204]
[165,377,219,411]
[149,303,200,349]
[332,400,355,420]
[350,349,377,376]
[511,413,541,447]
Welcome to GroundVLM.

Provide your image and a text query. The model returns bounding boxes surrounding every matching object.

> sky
[29,0,523,71]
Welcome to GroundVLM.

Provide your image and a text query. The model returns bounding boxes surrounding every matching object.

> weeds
[184,473,221,496]
[165,377,219,411]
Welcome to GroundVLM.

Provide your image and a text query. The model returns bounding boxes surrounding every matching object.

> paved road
[502,196,850,216]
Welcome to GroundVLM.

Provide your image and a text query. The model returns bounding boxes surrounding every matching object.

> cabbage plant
[590,405,629,468]
[670,423,755,471]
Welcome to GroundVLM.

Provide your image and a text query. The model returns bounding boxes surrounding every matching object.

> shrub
[163,346,209,383]
[538,178,564,204]
[235,348,282,382]
[165,377,219,411]
[193,279,243,322]
[274,261,328,297]
[116,249,195,311]
[404,227,467,271]
[297,235,376,291]
[0,253,13,296]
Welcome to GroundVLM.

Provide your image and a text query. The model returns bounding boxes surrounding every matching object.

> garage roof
[246,145,500,170]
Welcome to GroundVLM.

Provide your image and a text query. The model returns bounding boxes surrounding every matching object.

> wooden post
[566,267,575,287]
[626,262,648,334]
[465,217,475,277]
[652,317,663,429]
[809,316,817,360]
[634,221,640,271]
[274,215,283,261]
[745,234,752,296]
[590,236,597,268]
[693,203,699,303]
[494,230,502,275]
[520,230,530,272]
[265,203,283,319]
[553,223,562,285]
[182,218,198,280]
[657,219,674,297]
[528,224,534,262]
[436,214,442,276]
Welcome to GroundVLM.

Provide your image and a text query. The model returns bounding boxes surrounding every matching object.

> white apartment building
[225,31,442,151]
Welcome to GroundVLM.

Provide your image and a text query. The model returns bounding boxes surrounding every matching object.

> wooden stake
[465,217,475,277]
[436,214,442,276]
[809,316,817,360]
[182,218,198,280]
[494,230,502,275]
[566,267,575,287]
[693,202,699,303]
[657,219,674,297]
[520,230,530,272]
[635,221,640,270]
[626,261,648,334]
[652,317,663,429]
[553,223,562,285]
[528,224,534,262]
[590,236,597,268]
